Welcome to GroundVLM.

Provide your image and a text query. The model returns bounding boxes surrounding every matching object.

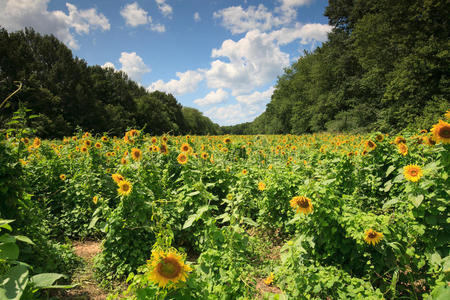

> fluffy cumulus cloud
[205,30,289,95]
[213,4,287,34]
[204,102,264,125]
[235,86,274,105]
[101,62,116,70]
[148,70,204,95]
[120,2,166,32]
[119,52,150,82]
[269,23,332,45]
[120,2,149,27]
[194,88,229,106]
[0,0,110,49]
[155,0,173,18]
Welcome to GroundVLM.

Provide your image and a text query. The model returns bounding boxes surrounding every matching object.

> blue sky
[0,0,331,125]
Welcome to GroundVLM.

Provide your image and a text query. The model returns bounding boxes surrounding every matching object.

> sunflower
[431,120,450,144]
[425,136,436,146]
[93,196,98,204]
[160,144,169,155]
[33,137,42,148]
[264,272,274,286]
[131,148,142,161]
[258,181,266,191]
[365,140,376,151]
[200,152,208,160]
[242,169,248,175]
[81,146,88,153]
[95,142,102,149]
[147,249,192,289]
[101,136,108,142]
[121,157,128,165]
[177,152,188,164]
[403,165,423,182]
[375,134,384,142]
[397,143,408,156]
[223,137,231,144]
[445,110,450,119]
[180,143,191,153]
[151,137,158,144]
[364,229,383,246]
[60,174,66,181]
[290,196,313,215]
[112,173,124,184]
[117,180,132,196]
[84,139,92,147]
[394,136,406,145]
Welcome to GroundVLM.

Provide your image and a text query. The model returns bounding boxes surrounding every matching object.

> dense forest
[224,0,449,134]
[0,28,220,137]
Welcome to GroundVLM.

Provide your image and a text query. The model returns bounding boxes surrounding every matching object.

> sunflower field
[1,112,449,299]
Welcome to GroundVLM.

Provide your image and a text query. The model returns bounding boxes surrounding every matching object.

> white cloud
[120,2,166,32]
[278,0,313,10]
[204,103,263,125]
[101,62,116,69]
[205,30,289,95]
[119,52,150,82]
[270,23,332,45]
[194,12,201,22]
[213,4,288,34]
[155,0,173,18]
[148,70,203,95]
[0,0,110,49]
[235,86,274,105]
[194,89,229,106]
[120,2,149,27]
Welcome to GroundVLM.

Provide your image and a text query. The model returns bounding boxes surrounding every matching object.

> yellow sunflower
[160,144,169,155]
[93,196,98,204]
[117,180,132,196]
[394,136,406,145]
[180,143,191,153]
[445,110,450,119]
[59,174,66,181]
[403,165,423,182]
[242,169,248,175]
[431,120,450,144]
[397,143,408,156]
[364,229,383,246]
[223,137,231,144]
[258,181,266,191]
[147,249,192,289]
[365,140,376,151]
[375,134,384,142]
[131,148,142,161]
[264,272,274,286]
[177,152,188,164]
[111,173,124,184]
[290,196,313,215]
[200,152,208,160]
[95,142,102,149]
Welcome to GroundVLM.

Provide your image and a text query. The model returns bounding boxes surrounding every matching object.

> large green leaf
[30,273,68,288]
[0,243,19,260]
[0,265,29,300]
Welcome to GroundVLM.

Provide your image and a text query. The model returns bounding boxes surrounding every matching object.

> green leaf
[383,198,398,209]
[0,243,19,260]
[386,165,396,177]
[186,191,200,197]
[0,234,16,244]
[88,216,100,229]
[182,214,197,229]
[409,194,424,207]
[30,273,66,288]
[14,236,34,245]
[0,265,29,300]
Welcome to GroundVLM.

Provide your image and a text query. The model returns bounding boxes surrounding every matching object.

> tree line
[224,0,449,135]
[0,27,220,137]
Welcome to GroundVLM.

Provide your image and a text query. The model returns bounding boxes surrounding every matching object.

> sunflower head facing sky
[290,196,313,215]
[131,148,142,161]
[364,229,383,246]
[404,165,423,182]
[147,249,192,289]
[177,152,188,164]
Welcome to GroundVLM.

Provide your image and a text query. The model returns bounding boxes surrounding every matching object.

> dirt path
[61,240,108,300]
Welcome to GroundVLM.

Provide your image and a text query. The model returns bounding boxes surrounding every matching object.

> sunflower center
[409,170,418,177]
[438,126,450,138]
[122,184,130,192]
[298,198,310,208]
[157,257,181,279]
[368,232,377,239]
